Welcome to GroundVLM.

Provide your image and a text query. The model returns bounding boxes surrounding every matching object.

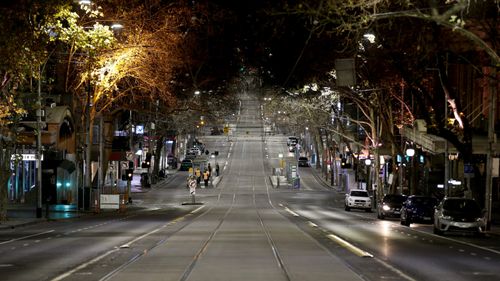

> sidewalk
[0,165,225,230]
[0,204,82,230]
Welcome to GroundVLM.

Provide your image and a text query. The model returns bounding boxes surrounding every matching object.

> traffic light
[125,169,133,181]
[142,153,152,168]
[341,158,351,169]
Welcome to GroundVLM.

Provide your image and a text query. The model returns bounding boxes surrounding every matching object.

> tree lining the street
[0,0,77,220]
[266,0,498,198]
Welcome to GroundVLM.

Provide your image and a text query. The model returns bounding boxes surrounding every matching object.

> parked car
[287,136,298,146]
[184,151,197,160]
[345,189,372,212]
[377,194,407,219]
[433,197,485,235]
[210,127,222,135]
[189,147,201,155]
[298,156,309,167]
[400,195,438,226]
[179,159,193,171]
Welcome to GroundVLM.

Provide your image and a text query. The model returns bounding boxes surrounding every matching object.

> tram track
[54,95,327,281]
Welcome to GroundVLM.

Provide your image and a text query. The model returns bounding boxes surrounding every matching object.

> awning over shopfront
[403,124,500,155]
[403,127,457,154]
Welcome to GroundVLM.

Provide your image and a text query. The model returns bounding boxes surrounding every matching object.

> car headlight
[382,205,391,211]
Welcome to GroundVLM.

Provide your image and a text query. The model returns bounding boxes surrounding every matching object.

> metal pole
[127,110,132,202]
[36,65,43,218]
[84,77,91,211]
[97,115,104,212]
[485,67,496,230]
[444,94,449,197]
[400,83,404,193]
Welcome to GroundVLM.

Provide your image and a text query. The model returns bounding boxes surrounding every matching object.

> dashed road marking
[0,230,54,245]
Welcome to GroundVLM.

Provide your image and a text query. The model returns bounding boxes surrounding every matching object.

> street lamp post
[36,65,44,218]
[365,158,372,191]
[406,148,415,195]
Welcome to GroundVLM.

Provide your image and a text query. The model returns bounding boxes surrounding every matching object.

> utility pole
[84,63,92,211]
[97,115,104,212]
[127,110,133,202]
[36,65,43,218]
[444,90,449,197]
[485,66,497,230]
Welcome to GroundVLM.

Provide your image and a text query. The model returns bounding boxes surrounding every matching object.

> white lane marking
[52,222,172,281]
[404,225,500,256]
[51,247,120,281]
[284,207,300,217]
[0,230,54,245]
[190,206,205,214]
[51,210,198,281]
[373,257,418,281]
[307,221,318,228]
[327,234,374,258]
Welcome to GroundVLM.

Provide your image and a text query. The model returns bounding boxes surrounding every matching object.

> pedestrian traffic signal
[142,153,152,168]
[125,169,134,181]
[341,158,351,169]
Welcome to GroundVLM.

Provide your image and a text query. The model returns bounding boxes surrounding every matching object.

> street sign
[189,180,197,195]
[100,194,120,209]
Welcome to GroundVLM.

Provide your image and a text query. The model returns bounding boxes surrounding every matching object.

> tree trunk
[152,135,165,184]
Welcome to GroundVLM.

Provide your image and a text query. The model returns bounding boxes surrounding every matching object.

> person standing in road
[195,168,201,186]
[215,162,220,176]
[203,169,210,187]
[208,163,212,177]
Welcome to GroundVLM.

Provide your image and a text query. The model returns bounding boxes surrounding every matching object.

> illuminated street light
[405,148,415,157]
[111,23,124,30]
[405,148,416,195]
[363,33,376,43]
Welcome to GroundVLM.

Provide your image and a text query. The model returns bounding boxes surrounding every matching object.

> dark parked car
[400,196,438,226]
[179,159,193,171]
[298,157,309,167]
[377,194,407,219]
[433,197,485,235]
[184,151,197,160]
[210,127,222,135]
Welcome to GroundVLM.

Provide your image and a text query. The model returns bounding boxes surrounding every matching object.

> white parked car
[345,189,372,212]
[433,197,485,236]
[189,147,201,155]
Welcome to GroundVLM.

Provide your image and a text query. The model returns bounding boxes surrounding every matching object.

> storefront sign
[100,194,120,209]
[11,154,43,161]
